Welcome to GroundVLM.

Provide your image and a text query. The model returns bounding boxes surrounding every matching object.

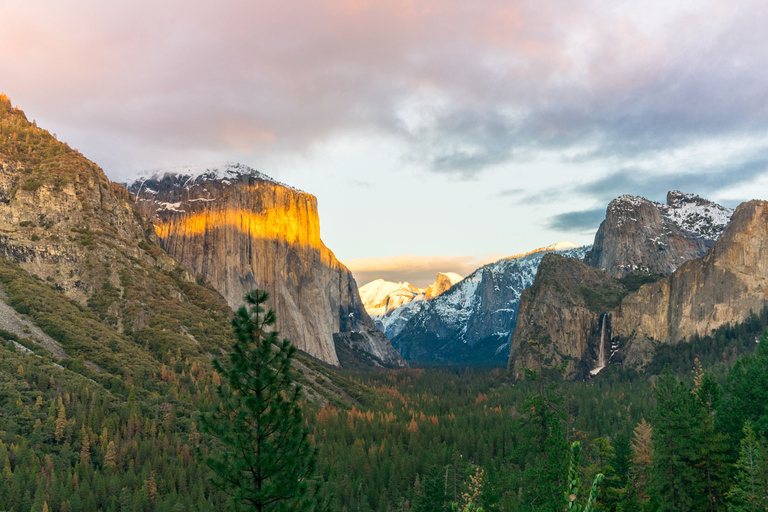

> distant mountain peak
[128,162,298,193]
[586,191,734,278]
[424,272,463,300]
[661,191,733,241]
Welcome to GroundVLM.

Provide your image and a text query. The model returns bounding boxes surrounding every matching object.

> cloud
[547,209,606,232]
[497,188,525,197]
[343,253,503,288]
[4,0,768,181]
[579,152,768,203]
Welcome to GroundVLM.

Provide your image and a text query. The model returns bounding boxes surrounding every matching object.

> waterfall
[599,313,606,368]
[590,313,607,376]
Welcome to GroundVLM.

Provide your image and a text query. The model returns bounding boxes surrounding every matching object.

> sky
[3,0,768,286]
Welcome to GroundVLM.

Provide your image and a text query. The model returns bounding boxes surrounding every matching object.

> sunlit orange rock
[129,164,404,368]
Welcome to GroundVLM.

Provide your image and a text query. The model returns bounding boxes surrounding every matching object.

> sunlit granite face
[128,164,404,368]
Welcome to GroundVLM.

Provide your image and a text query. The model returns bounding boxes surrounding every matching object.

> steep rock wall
[584,195,710,277]
[613,200,768,367]
[130,165,403,367]
[508,254,623,379]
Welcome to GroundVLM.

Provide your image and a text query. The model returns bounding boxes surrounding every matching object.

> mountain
[390,243,590,364]
[127,163,403,368]
[359,272,463,339]
[359,279,426,317]
[584,191,733,278]
[0,94,240,378]
[425,272,463,299]
[509,194,767,380]
[508,253,629,379]
[612,200,768,368]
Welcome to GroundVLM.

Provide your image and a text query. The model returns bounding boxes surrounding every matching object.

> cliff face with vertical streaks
[128,164,404,368]
[509,197,768,379]
[584,192,733,278]
[612,200,768,368]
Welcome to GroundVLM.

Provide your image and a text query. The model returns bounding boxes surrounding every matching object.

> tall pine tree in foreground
[199,290,321,512]
[727,421,768,511]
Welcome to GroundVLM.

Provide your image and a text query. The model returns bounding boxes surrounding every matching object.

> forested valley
[3,302,768,512]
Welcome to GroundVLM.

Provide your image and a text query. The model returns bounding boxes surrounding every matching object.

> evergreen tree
[721,332,768,442]
[696,372,730,511]
[650,367,709,512]
[515,366,569,512]
[199,290,321,512]
[727,421,768,511]
[413,466,451,512]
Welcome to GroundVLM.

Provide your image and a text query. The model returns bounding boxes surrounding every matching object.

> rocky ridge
[509,194,768,380]
[585,191,733,278]
[391,243,590,364]
[128,163,403,368]
[359,272,463,339]
[0,95,237,377]
[508,254,626,379]
[612,200,768,367]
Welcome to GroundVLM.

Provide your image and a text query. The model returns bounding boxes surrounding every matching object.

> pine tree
[727,421,768,511]
[412,466,450,512]
[696,372,730,511]
[650,368,709,512]
[515,365,569,512]
[199,290,322,512]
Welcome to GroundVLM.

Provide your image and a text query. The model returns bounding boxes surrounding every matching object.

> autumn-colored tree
[54,402,67,443]
[631,418,653,503]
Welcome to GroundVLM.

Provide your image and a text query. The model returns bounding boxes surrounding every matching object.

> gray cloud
[577,154,768,204]
[4,0,768,182]
[543,153,768,234]
[497,188,525,197]
[547,208,606,232]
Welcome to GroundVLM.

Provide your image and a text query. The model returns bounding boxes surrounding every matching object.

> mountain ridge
[390,244,590,364]
[128,163,403,368]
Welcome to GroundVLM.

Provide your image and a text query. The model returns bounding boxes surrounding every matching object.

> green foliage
[649,367,730,512]
[199,290,322,511]
[617,271,665,292]
[565,442,604,512]
[727,421,768,511]
[579,283,628,313]
[720,331,768,441]
[647,308,768,376]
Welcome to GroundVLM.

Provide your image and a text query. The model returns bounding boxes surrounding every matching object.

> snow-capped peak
[359,279,426,317]
[660,191,733,240]
[127,162,298,192]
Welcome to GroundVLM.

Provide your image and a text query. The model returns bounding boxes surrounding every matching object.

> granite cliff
[507,254,626,379]
[128,164,403,368]
[391,243,590,364]
[612,200,768,367]
[509,196,768,379]
[585,192,732,278]
[359,272,463,340]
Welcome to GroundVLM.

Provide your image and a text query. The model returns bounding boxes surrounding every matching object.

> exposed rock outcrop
[0,97,236,374]
[392,244,590,364]
[509,199,768,379]
[585,192,732,278]
[507,254,625,379]
[614,200,768,367]
[128,164,403,368]
[425,272,463,300]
